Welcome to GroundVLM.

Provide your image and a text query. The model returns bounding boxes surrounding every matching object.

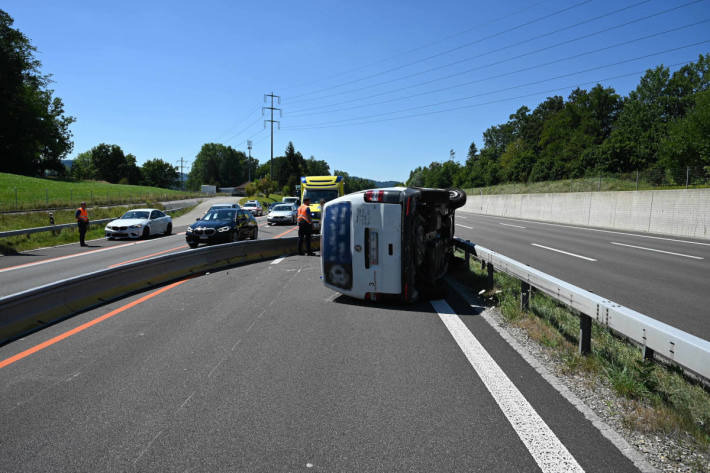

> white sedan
[105,208,172,240]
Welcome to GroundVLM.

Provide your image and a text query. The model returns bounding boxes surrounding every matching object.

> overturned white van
[321,187,466,302]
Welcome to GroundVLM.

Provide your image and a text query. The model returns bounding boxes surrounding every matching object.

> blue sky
[4,0,710,182]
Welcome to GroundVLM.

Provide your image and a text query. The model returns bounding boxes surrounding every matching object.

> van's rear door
[353,201,402,295]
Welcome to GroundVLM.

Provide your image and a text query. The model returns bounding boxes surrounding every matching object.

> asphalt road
[0,254,642,472]
[0,198,300,298]
[454,211,710,341]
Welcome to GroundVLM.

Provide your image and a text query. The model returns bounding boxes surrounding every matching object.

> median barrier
[0,235,320,345]
[454,238,710,385]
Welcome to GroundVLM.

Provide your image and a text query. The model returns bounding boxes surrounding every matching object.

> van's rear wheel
[448,188,466,209]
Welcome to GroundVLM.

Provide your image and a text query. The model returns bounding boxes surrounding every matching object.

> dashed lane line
[610,242,704,260]
[531,243,597,262]
[500,222,526,229]
[431,299,585,473]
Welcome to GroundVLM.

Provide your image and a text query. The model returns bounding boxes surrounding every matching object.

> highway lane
[455,211,710,341]
[0,255,641,472]
[0,199,300,298]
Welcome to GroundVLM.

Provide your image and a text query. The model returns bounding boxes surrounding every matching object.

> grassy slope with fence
[466,168,710,196]
[0,172,202,211]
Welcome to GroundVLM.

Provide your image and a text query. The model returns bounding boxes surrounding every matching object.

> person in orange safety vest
[75,201,89,246]
[297,197,314,255]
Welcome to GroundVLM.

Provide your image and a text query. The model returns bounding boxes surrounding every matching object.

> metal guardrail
[454,238,710,384]
[0,236,320,345]
[0,207,187,238]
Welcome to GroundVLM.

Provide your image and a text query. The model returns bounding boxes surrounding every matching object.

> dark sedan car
[186,208,258,248]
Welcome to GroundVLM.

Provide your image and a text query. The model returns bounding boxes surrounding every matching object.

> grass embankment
[0,172,202,211]
[466,175,710,196]
[0,204,196,254]
[451,250,710,457]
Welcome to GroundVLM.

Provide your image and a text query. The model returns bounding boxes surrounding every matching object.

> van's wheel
[142,227,150,239]
[448,188,466,209]
[164,223,172,235]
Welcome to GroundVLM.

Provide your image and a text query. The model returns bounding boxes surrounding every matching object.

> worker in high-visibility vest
[297,197,314,255]
[75,201,89,247]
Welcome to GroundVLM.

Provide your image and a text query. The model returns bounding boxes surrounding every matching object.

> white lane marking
[456,223,473,229]
[208,357,226,378]
[178,391,195,410]
[531,243,597,262]
[271,257,285,265]
[458,212,710,247]
[0,240,152,273]
[610,242,704,260]
[431,299,585,473]
[325,292,340,302]
[500,223,526,229]
[134,430,163,465]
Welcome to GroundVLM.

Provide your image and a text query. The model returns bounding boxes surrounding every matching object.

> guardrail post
[643,346,655,361]
[579,314,592,355]
[520,282,530,311]
[486,263,494,290]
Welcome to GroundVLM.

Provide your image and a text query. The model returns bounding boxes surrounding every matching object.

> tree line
[408,54,710,189]
[186,141,382,195]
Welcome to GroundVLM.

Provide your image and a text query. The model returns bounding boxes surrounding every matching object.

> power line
[283,0,594,102]
[286,24,710,119]
[282,57,703,131]
[287,0,655,113]
[276,0,552,93]
[287,0,701,112]
[214,105,262,141]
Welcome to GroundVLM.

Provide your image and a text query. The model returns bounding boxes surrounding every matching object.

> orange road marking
[109,245,188,268]
[273,227,298,239]
[0,278,191,370]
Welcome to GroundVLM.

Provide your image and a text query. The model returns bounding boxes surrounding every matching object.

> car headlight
[218,226,230,232]
[186,226,193,233]
[129,224,142,229]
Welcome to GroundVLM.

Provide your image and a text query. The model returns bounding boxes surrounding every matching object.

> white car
[242,201,263,216]
[105,208,172,240]
[321,187,465,302]
[267,204,297,225]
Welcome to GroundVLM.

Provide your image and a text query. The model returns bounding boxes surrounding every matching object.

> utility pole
[176,157,189,189]
[263,92,281,181]
[247,140,253,182]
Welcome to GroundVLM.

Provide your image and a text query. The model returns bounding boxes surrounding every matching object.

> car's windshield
[303,189,339,203]
[121,211,149,219]
[272,205,291,212]
[201,210,236,221]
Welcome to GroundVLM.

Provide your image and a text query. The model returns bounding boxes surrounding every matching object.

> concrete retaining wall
[462,189,710,240]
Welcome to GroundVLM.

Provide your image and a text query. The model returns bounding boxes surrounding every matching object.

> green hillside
[0,173,202,211]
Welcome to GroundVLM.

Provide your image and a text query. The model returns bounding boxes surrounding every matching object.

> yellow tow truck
[300,175,345,232]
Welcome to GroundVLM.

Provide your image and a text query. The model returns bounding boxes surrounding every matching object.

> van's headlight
[218,226,230,232]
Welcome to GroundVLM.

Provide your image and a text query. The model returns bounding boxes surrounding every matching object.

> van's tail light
[364,190,402,203]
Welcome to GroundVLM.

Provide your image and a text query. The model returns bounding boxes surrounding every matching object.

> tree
[0,9,75,176]
[90,144,128,183]
[142,158,179,188]
[187,143,248,190]
[305,156,330,176]
[71,151,96,180]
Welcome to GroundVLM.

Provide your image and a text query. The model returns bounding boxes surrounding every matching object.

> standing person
[297,197,314,256]
[75,201,89,247]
